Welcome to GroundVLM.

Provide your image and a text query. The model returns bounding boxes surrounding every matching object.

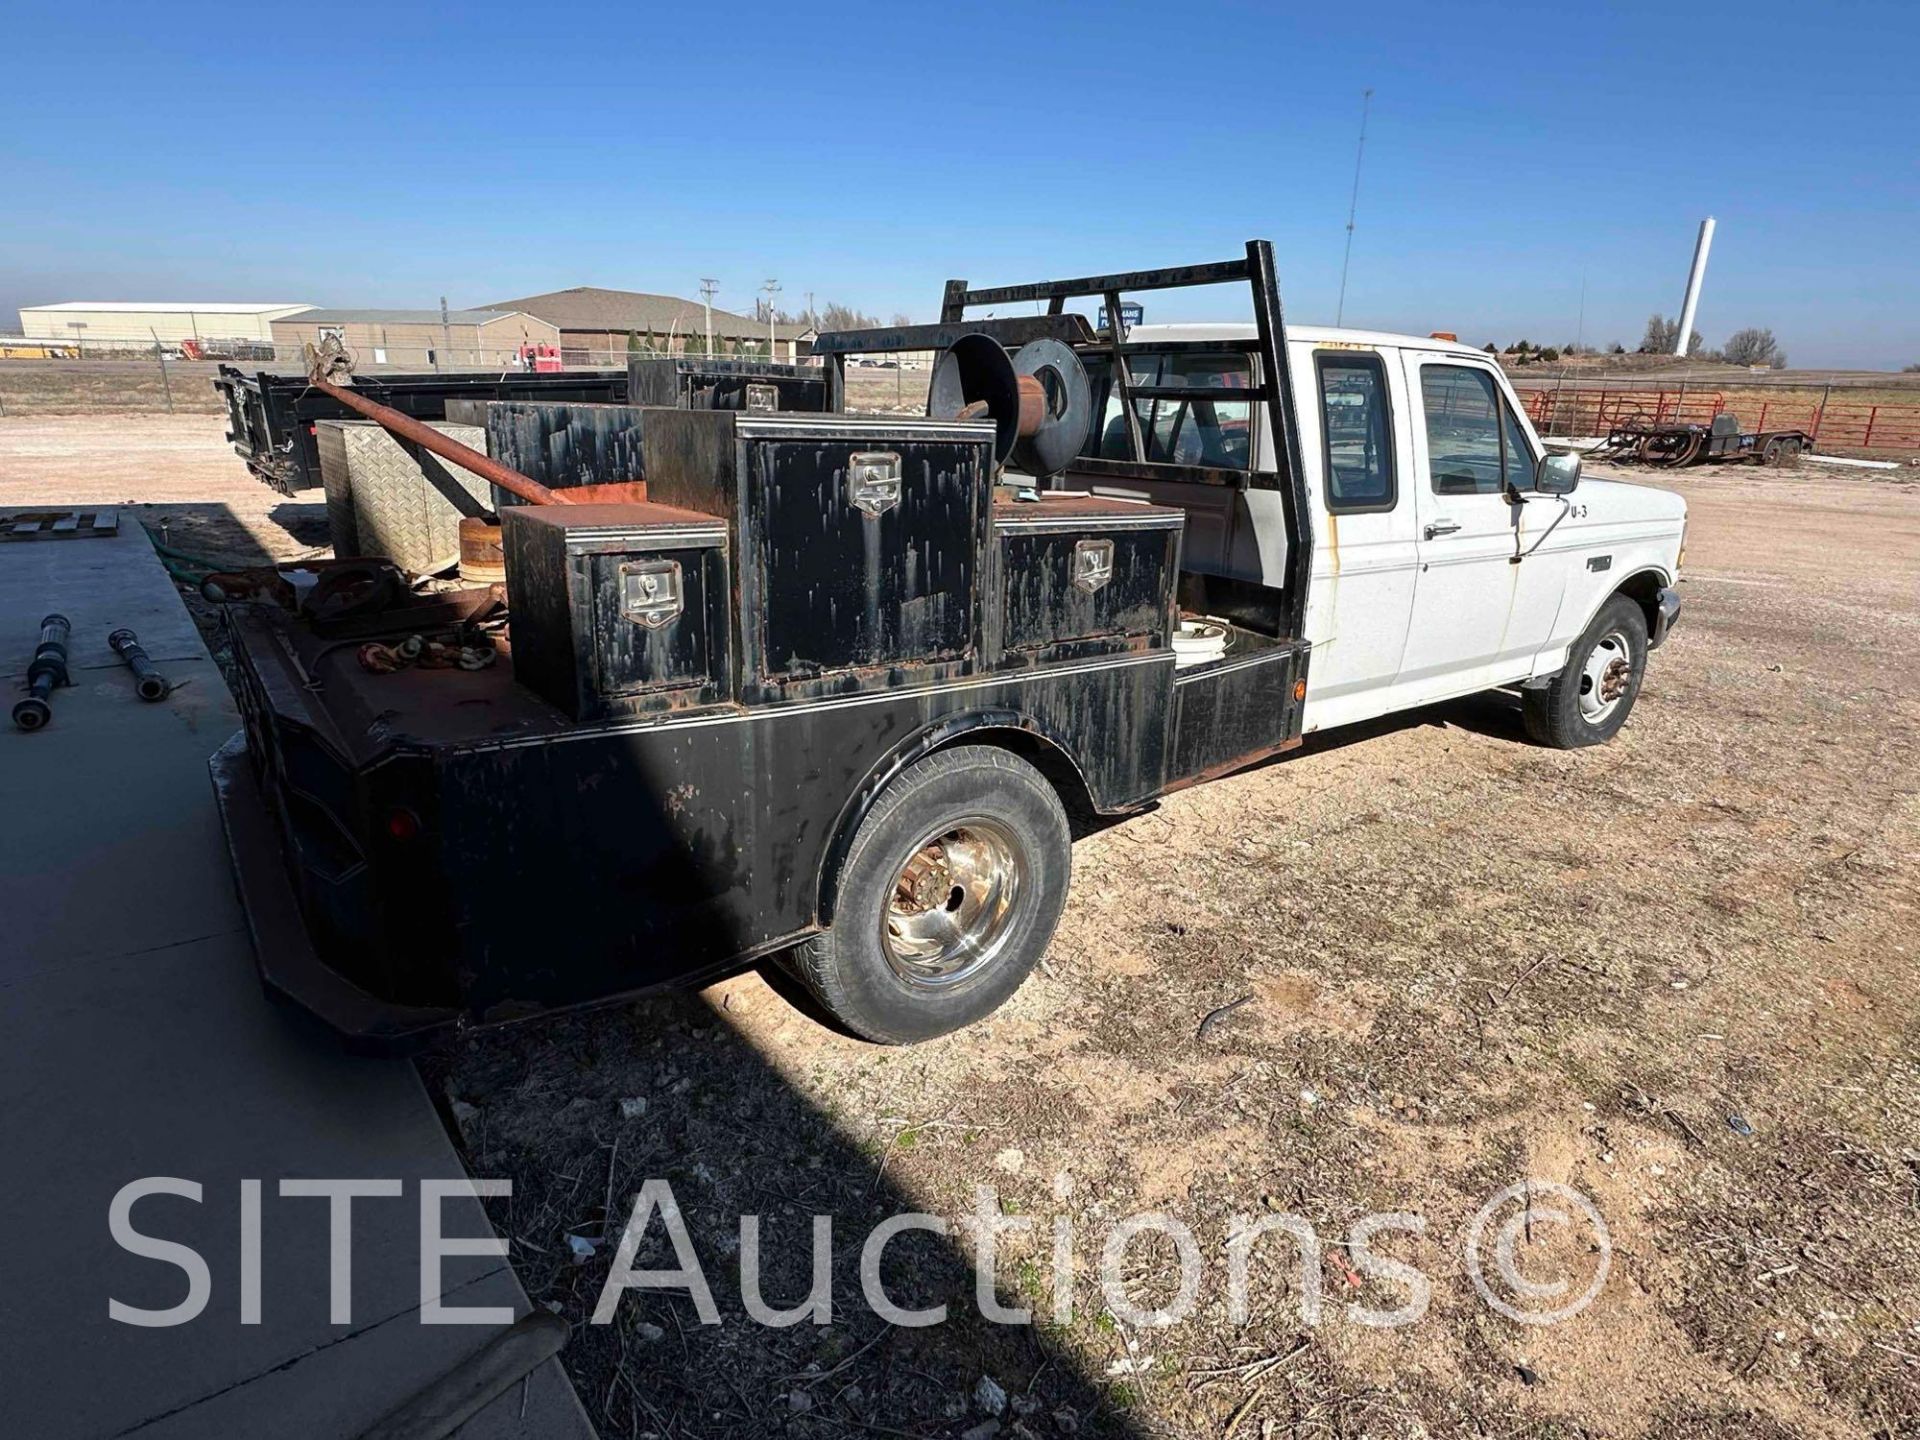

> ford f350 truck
[211,242,1683,1047]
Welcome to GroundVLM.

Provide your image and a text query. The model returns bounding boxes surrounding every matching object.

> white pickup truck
[220,243,1689,1048]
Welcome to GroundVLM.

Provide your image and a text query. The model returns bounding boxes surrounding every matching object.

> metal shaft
[305,374,648,508]
[307,374,561,505]
[108,627,170,701]
[13,612,72,731]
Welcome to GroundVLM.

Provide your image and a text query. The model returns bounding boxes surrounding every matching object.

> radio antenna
[1335,88,1374,328]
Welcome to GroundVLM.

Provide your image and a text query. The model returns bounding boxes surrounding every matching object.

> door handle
[1424,520,1461,539]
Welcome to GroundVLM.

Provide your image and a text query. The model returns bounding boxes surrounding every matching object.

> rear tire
[1522,595,1650,749]
[792,745,1071,1044]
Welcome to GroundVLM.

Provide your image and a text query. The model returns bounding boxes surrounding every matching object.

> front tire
[1523,595,1650,748]
[792,745,1071,1044]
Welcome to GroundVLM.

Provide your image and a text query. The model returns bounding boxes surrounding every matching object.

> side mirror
[1536,450,1582,496]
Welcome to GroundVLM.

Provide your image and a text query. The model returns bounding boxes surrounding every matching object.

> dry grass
[0,358,230,415]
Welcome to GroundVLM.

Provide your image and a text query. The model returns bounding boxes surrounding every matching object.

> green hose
[140,525,245,587]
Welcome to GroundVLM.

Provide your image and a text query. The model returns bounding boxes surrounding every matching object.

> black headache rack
[215,366,632,495]
[214,241,1316,1046]
[814,239,1316,644]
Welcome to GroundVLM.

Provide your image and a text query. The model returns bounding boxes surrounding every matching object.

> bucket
[1172,618,1231,669]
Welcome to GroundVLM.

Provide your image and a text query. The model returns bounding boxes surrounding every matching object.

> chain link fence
[0,333,950,418]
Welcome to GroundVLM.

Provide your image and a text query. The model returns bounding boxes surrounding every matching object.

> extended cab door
[1295,344,1419,731]
[1397,355,1566,702]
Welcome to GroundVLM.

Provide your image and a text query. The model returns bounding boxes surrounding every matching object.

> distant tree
[1538,346,1561,362]
[1641,314,1706,356]
[1905,362,1920,373]
[818,301,881,332]
[1723,327,1785,368]
[1512,339,1533,353]
[1483,342,1499,354]
[626,330,642,355]
[1611,342,1627,355]
[890,312,913,327]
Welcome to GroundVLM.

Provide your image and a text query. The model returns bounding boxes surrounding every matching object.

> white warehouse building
[19,301,315,348]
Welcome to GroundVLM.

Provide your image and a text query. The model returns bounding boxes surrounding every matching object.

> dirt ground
[6,413,1918,1438]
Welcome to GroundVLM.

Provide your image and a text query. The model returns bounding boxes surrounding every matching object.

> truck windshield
[1080,350,1254,471]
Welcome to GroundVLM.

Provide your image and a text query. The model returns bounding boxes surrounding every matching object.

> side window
[1420,365,1504,495]
[1080,350,1254,473]
[1421,363,1536,497]
[1316,352,1395,513]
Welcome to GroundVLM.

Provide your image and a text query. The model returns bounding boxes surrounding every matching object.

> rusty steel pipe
[306,375,646,508]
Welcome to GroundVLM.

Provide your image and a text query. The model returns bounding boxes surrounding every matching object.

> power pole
[699,278,718,357]
[149,327,174,413]
[762,279,781,359]
[1335,87,1374,328]
[439,295,452,371]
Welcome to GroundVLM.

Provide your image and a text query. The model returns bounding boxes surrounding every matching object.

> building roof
[22,301,313,315]
[273,308,534,327]
[485,287,813,341]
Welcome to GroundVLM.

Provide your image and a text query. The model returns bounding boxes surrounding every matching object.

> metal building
[268,309,561,369]
[18,301,314,350]
[485,287,815,364]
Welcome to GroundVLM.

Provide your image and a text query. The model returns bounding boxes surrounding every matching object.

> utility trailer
[214,366,633,496]
[1595,411,1812,468]
[211,241,1317,1047]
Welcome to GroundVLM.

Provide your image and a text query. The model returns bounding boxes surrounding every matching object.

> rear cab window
[1079,350,1255,473]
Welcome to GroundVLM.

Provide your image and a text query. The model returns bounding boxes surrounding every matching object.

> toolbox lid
[991,492,1184,531]
[503,501,727,540]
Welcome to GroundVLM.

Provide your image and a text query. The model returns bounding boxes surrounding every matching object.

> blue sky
[3,0,1915,368]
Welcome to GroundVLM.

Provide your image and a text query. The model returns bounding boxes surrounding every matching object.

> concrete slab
[0,520,205,677]
[0,656,242,967]
[0,526,594,1439]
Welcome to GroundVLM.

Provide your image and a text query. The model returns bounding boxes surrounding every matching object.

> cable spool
[926,333,1091,478]
[1011,338,1092,479]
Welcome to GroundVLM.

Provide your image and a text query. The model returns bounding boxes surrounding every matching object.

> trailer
[213,366,634,496]
[1595,411,1813,468]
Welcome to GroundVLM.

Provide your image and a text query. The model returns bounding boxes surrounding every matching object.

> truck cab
[1070,321,1685,745]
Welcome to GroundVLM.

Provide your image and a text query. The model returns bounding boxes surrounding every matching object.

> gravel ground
[8,413,1918,1437]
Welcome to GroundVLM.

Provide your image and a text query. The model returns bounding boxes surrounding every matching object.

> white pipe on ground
[1674,217,1715,357]
[1806,453,1901,471]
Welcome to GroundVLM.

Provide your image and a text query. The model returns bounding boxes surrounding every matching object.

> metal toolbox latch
[1073,538,1114,593]
[848,452,902,518]
[618,559,684,629]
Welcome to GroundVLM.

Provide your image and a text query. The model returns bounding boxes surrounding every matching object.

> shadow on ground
[423,992,1147,1438]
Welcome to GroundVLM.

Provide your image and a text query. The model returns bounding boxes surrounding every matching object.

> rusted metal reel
[927,333,1092,476]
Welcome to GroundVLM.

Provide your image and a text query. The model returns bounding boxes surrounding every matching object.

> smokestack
[1674,217,1715,358]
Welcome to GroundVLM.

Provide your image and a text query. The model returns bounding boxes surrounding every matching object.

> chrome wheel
[1577,628,1633,724]
[880,818,1025,989]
